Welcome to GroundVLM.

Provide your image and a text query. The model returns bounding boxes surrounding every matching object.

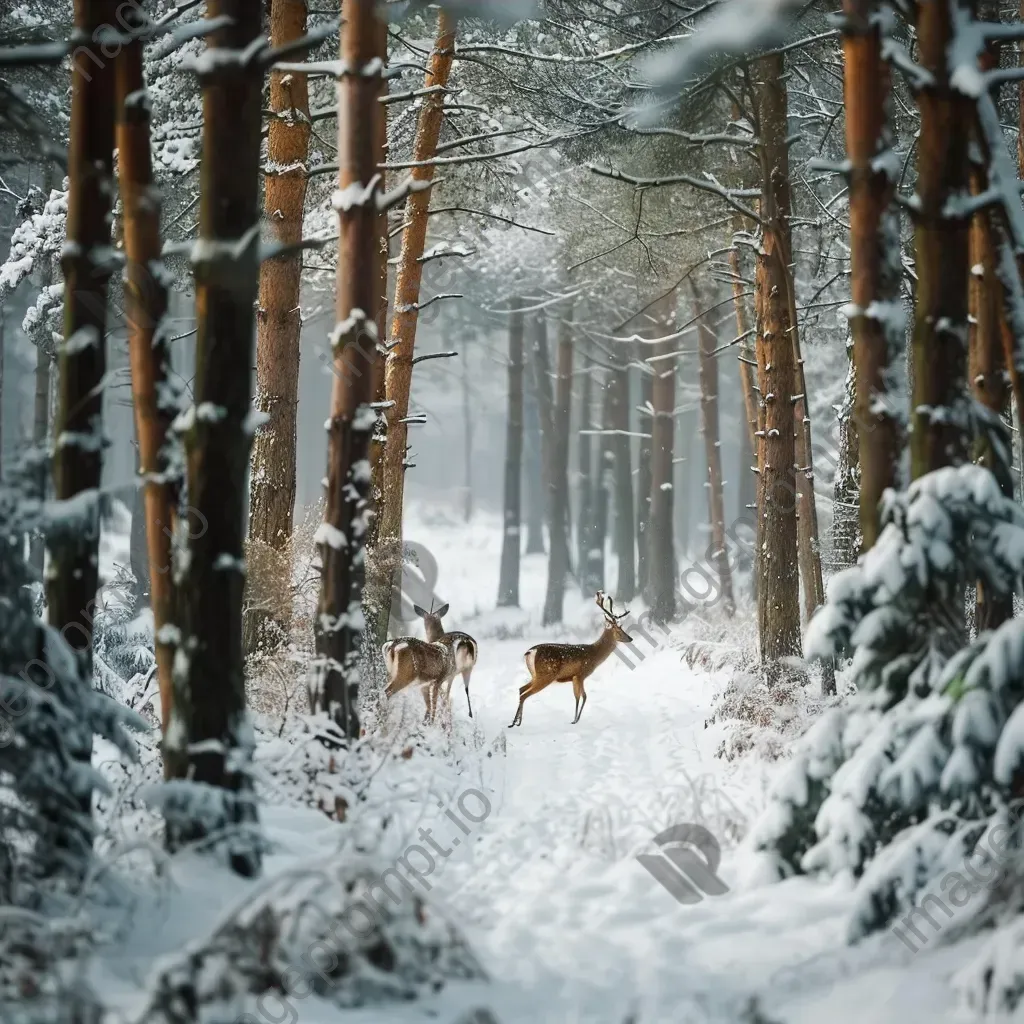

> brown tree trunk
[47,0,118,818]
[364,11,391,643]
[245,0,311,656]
[166,0,265,875]
[497,299,524,607]
[843,0,903,549]
[831,348,861,572]
[311,0,386,740]
[115,5,179,748]
[375,10,455,615]
[691,282,734,617]
[911,0,972,479]
[648,295,676,624]
[543,311,573,624]
[592,372,612,592]
[753,52,801,680]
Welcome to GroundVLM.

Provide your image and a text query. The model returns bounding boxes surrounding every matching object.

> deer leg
[571,677,584,724]
[463,668,473,718]
[510,677,550,728]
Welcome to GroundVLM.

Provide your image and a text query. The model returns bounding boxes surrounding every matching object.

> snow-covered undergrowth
[46,496,1021,1023]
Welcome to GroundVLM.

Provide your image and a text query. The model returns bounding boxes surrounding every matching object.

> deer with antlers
[413,601,478,719]
[509,592,633,728]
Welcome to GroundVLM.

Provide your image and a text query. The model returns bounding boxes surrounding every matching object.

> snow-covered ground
[90,502,996,1023]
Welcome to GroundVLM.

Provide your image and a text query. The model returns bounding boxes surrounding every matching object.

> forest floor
[90,503,990,1024]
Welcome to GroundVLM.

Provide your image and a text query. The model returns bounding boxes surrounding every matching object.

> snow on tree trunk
[165,0,265,876]
[968,15,1013,632]
[842,0,903,549]
[542,306,574,624]
[245,0,312,657]
[831,342,861,573]
[577,347,595,593]
[910,0,972,479]
[115,5,181,754]
[648,293,676,625]
[374,10,456,622]
[311,0,388,741]
[524,313,546,555]
[691,281,734,618]
[610,348,635,602]
[497,298,525,608]
[46,0,119,825]
[753,51,801,682]
[635,335,654,595]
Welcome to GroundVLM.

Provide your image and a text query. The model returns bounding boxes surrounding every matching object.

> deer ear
[435,603,449,618]
[413,604,427,617]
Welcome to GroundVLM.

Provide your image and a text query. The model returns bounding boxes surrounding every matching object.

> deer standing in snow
[509,592,633,728]
[381,636,455,724]
[413,601,478,719]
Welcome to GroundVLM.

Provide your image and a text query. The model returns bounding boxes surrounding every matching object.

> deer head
[595,591,633,643]
[413,599,449,642]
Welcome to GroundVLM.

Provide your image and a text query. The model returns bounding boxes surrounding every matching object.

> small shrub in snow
[748,465,1024,941]
[134,864,485,1022]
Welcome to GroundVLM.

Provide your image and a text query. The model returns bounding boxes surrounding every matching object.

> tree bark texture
[910,0,972,479]
[843,0,903,548]
[245,0,311,655]
[610,353,635,601]
[47,0,118,815]
[115,10,179,744]
[497,301,525,607]
[167,0,265,875]
[753,52,801,678]
[577,350,595,593]
[692,283,734,617]
[311,0,386,739]
[376,10,456,613]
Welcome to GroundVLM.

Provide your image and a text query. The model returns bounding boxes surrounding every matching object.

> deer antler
[595,591,627,622]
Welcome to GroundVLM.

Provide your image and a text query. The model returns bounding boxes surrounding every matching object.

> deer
[381,636,456,725]
[412,601,478,719]
[509,591,633,728]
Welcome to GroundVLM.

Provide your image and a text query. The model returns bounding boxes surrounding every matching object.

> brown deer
[381,637,456,724]
[509,592,633,728]
[413,601,478,719]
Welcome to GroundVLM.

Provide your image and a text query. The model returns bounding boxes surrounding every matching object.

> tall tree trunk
[497,300,525,607]
[590,373,611,593]
[47,0,118,824]
[461,333,473,522]
[635,338,654,595]
[364,12,391,643]
[311,0,386,739]
[911,0,972,479]
[831,343,861,572]
[524,312,546,554]
[245,0,311,655]
[167,0,265,876]
[674,399,692,558]
[610,351,635,601]
[969,12,1013,630]
[375,10,456,618]
[543,310,573,624]
[115,8,179,745]
[753,52,801,681]
[648,296,676,624]
[577,351,594,591]
[843,0,903,548]
[29,337,50,575]
[691,282,734,617]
